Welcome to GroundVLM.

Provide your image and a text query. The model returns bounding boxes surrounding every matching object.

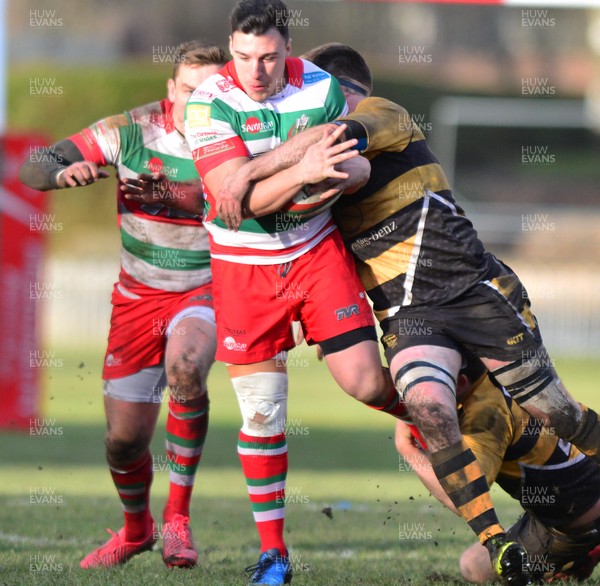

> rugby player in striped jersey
[184,2,404,583]
[20,40,226,570]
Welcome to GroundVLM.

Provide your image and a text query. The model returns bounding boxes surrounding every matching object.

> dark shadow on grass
[0,423,399,472]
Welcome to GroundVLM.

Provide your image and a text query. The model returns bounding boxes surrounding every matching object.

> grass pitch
[0,348,598,585]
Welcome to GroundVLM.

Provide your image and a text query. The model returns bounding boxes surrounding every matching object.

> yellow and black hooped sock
[430,439,504,544]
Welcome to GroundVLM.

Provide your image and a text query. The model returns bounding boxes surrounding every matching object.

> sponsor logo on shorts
[506,332,525,345]
[223,336,247,351]
[225,327,247,335]
[383,333,398,349]
[335,304,360,321]
[105,353,123,367]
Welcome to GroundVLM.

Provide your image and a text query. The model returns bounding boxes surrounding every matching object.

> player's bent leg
[390,346,532,584]
[321,328,408,419]
[389,345,463,450]
[323,337,386,403]
[484,350,600,464]
[103,388,162,467]
[230,359,292,585]
[161,313,216,568]
[460,543,496,583]
[81,371,163,568]
[104,391,160,540]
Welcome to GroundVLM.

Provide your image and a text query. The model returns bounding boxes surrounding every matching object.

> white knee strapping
[231,372,288,437]
[395,360,456,400]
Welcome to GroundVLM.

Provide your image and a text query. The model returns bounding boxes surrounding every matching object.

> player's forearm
[244,145,366,219]
[242,163,306,218]
[19,139,85,191]
[240,124,339,185]
[19,159,60,191]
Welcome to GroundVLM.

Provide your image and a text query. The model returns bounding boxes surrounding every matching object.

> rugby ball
[282,184,342,219]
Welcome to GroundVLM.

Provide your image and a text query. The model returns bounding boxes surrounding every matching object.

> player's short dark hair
[303,43,372,96]
[172,40,227,79]
[230,0,290,41]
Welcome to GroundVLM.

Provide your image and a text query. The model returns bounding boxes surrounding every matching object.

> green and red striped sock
[238,431,287,554]
[109,451,153,542]
[163,394,209,521]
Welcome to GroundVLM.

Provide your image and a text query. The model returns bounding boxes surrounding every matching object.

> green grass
[0,349,599,585]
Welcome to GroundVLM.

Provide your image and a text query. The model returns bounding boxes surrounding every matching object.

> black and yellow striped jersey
[460,375,600,527]
[335,97,500,321]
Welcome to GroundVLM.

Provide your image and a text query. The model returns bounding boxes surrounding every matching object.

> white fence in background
[40,256,600,357]
[42,258,116,349]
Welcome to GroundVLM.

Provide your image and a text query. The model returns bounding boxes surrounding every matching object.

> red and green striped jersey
[185,58,347,265]
[68,99,210,292]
